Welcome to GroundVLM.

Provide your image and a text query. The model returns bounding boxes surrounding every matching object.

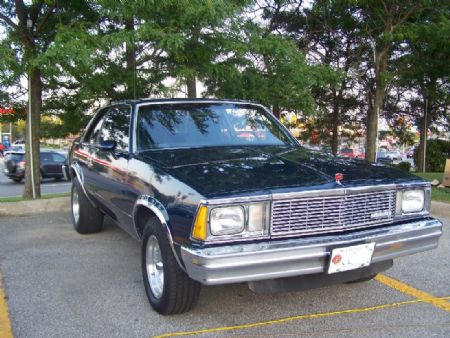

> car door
[77,108,108,200]
[90,105,133,228]
[40,152,54,177]
[50,153,66,176]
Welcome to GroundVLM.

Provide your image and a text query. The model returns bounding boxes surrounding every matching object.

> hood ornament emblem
[335,173,344,185]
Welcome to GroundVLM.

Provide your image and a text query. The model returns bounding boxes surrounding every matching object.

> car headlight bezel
[192,202,270,241]
[396,187,430,216]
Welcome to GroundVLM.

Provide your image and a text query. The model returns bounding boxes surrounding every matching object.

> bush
[395,161,411,172]
[414,139,450,172]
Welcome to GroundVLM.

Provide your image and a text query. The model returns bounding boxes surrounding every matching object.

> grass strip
[0,192,70,203]
[414,172,450,203]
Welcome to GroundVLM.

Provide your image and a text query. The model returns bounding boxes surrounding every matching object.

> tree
[394,2,450,171]
[0,0,99,198]
[269,0,365,154]
[204,1,330,119]
[355,0,423,161]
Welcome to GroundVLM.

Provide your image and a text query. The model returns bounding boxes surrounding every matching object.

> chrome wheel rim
[72,188,80,224]
[146,235,164,299]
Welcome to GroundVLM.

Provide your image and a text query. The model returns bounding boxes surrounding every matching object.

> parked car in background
[386,150,404,164]
[68,99,442,315]
[376,151,394,165]
[338,147,356,158]
[3,145,25,157]
[3,150,67,183]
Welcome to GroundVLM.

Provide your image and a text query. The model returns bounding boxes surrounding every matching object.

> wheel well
[70,167,77,179]
[134,206,159,239]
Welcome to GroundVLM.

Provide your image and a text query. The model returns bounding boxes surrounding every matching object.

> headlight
[210,206,245,235]
[396,189,425,214]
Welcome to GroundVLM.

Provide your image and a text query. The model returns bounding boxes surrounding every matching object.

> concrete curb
[0,196,449,218]
[0,197,70,217]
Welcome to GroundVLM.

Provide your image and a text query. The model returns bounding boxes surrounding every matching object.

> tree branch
[35,1,56,35]
[0,13,19,30]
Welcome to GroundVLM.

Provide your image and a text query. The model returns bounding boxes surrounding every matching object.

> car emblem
[335,173,344,185]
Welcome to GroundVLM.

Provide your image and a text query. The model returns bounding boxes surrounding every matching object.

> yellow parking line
[153,296,450,338]
[375,274,450,312]
[0,272,13,338]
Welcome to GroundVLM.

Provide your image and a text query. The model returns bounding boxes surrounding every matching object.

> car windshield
[136,103,296,150]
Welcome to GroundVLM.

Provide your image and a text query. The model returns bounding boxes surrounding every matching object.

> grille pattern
[271,191,396,236]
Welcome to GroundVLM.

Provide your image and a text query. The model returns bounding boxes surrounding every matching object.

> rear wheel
[71,179,103,234]
[142,218,200,314]
[12,177,22,183]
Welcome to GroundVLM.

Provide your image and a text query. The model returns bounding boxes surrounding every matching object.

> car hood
[141,146,424,198]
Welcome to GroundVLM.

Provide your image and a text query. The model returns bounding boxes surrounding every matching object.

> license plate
[327,243,375,274]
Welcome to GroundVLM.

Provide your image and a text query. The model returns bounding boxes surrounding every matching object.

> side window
[98,106,131,152]
[51,153,66,163]
[84,108,108,144]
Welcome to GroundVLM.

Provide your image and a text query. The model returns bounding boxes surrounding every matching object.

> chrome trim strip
[132,195,186,272]
[180,218,442,285]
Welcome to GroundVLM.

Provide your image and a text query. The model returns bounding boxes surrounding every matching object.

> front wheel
[71,180,103,234]
[142,219,200,314]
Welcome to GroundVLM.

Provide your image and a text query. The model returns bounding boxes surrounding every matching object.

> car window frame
[96,104,132,153]
[83,107,109,144]
[132,101,299,154]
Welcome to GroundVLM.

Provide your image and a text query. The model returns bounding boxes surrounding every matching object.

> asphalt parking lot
[0,211,449,338]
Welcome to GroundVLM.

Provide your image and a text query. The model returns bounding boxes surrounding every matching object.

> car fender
[70,162,98,208]
[133,195,186,272]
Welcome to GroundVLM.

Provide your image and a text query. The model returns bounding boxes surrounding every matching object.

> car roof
[108,98,257,105]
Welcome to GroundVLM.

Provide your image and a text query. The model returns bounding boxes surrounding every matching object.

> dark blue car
[67,99,442,314]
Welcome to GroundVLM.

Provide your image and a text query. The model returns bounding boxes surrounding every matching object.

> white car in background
[3,145,25,158]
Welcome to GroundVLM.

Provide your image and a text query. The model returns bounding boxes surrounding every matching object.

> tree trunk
[186,75,197,98]
[23,67,42,199]
[417,94,432,172]
[331,93,339,155]
[417,117,426,172]
[125,18,136,99]
[365,45,388,162]
[272,104,281,119]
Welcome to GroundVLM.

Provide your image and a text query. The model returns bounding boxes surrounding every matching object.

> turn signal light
[192,205,208,241]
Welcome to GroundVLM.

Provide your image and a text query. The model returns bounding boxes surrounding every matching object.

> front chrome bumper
[180,218,442,285]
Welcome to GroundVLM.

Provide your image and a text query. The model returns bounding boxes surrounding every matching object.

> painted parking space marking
[375,274,450,312]
[0,272,13,338]
[153,296,450,338]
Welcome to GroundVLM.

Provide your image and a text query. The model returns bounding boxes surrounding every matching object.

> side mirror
[97,140,117,151]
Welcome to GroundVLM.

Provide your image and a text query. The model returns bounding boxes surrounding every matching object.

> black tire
[345,274,378,284]
[71,179,103,234]
[141,218,200,315]
[13,177,22,183]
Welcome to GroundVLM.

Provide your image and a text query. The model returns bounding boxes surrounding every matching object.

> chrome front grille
[271,191,396,236]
